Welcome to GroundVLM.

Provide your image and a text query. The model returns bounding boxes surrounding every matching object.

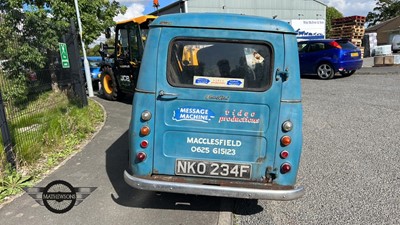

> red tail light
[280,150,289,159]
[136,152,147,162]
[140,140,149,148]
[281,163,291,174]
[329,41,342,49]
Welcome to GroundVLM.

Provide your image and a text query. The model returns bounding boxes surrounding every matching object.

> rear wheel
[340,70,356,77]
[100,68,118,101]
[316,63,335,80]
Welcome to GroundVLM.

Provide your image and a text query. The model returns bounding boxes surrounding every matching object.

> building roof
[313,0,327,6]
[151,13,297,34]
[151,0,327,15]
[366,16,400,32]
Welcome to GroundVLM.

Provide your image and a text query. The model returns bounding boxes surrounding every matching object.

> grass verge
[0,91,105,203]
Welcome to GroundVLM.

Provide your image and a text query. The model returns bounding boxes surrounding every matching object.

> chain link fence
[0,14,87,170]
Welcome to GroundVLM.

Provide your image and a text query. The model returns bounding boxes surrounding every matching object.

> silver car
[392,35,400,53]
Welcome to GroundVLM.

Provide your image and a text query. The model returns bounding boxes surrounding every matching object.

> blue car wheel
[317,63,335,80]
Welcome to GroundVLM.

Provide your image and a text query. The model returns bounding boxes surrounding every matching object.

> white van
[392,35,400,53]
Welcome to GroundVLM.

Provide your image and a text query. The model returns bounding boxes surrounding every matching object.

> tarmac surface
[0,56,398,225]
[0,97,230,225]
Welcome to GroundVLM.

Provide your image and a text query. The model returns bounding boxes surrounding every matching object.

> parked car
[392,35,400,53]
[81,56,102,81]
[298,39,363,79]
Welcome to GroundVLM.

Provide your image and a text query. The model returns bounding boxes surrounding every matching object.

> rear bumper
[334,59,363,72]
[124,170,305,200]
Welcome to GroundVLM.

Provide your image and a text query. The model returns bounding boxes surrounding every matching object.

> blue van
[124,13,304,200]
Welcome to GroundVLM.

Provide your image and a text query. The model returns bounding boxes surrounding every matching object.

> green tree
[86,45,101,56]
[326,7,343,38]
[0,0,126,103]
[367,0,400,26]
[86,36,115,56]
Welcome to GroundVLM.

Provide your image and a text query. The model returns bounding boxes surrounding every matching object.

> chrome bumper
[124,171,304,200]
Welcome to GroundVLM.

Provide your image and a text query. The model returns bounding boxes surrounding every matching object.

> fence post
[0,91,16,169]
[65,19,88,107]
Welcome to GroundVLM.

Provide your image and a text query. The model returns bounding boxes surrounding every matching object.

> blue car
[81,56,102,81]
[298,39,363,79]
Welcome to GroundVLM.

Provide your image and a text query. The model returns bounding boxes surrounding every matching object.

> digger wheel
[100,68,118,101]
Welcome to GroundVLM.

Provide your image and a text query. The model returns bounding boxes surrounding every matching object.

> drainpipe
[182,0,188,13]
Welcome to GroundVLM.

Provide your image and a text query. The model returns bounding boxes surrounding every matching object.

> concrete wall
[153,0,326,21]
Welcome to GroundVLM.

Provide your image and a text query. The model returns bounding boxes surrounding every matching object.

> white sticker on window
[193,76,244,88]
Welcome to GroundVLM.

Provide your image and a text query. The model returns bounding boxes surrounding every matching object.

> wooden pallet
[351,39,362,47]
[359,47,364,58]
[342,31,365,36]
[342,35,364,39]
[332,16,366,29]
[332,21,365,27]
[332,16,366,24]
[342,25,365,32]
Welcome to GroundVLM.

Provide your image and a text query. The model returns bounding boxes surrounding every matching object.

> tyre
[100,68,118,101]
[316,63,335,79]
[340,70,356,77]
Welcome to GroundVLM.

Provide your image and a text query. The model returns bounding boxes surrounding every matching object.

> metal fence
[0,18,87,170]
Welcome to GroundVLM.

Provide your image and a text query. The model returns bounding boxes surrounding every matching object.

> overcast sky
[320,0,376,17]
[114,0,378,21]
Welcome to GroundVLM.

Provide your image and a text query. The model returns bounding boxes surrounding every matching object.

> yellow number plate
[351,52,359,57]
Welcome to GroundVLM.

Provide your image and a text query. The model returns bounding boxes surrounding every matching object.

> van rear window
[167,39,272,91]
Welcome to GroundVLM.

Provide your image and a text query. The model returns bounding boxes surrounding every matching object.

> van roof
[150,13,296,34]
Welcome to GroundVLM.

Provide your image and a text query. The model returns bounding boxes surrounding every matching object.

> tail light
[281,136,291,146]
[140,126,150,136]
[282,120,293,132]
[141,110,152,121]
[329,41,342,49]
[140,140,149,148]
[137,110,151,163]
[136,152,147,162]
[281,163,291,174]
[280,150,289,159]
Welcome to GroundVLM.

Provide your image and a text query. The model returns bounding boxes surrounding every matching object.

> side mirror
[100,43,108,52]
[105,28,111,39]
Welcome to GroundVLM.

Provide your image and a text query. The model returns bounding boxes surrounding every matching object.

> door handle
[158,90,178,97]
[276,69,289,82]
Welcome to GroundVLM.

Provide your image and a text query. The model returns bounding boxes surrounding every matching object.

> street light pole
[74,0,94,97]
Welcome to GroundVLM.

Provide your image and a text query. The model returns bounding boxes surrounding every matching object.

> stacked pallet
[329,16,366,49]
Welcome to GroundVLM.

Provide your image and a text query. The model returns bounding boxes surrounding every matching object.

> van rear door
[153,29,285,182]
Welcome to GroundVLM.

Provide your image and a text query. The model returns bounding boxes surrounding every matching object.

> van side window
[167,40,272,91]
